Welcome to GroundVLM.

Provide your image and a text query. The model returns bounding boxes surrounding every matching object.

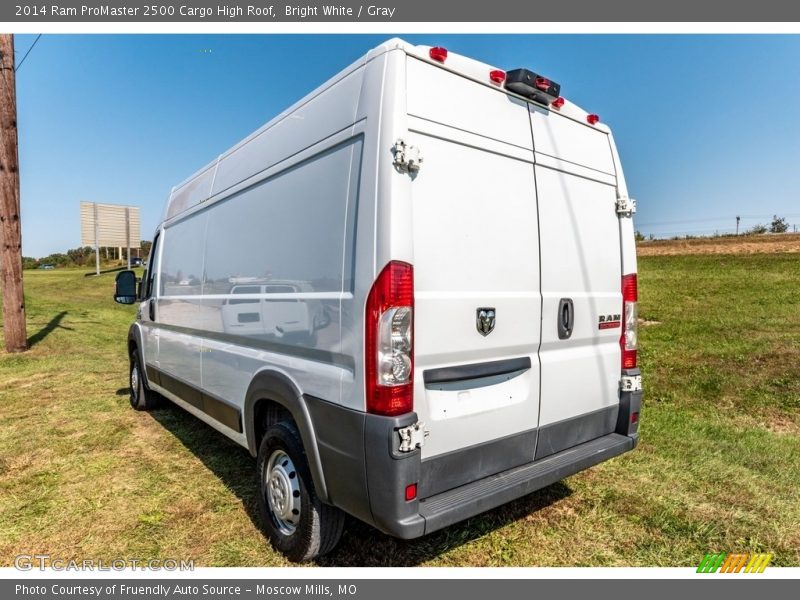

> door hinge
[392,138,423,173]
[398,421,429,452]
[616,196,636,216]
[620,374,642,393]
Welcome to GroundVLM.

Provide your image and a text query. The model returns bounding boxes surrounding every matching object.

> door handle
[557,298,574,340]
[149,299,156,322]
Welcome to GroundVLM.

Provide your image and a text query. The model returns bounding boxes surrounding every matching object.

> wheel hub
[130,364,139,400]
[265,450,301,535]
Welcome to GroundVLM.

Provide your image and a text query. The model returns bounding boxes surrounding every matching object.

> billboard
[80,201,141,249]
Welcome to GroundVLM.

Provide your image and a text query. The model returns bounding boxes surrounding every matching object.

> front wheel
[257,421,344,562]
[129,349,160,411]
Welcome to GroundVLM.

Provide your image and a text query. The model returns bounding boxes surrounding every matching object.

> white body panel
[141,38,637,472]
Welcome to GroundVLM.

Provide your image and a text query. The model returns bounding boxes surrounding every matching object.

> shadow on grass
[149,401,572,567]
[27,311,71,347]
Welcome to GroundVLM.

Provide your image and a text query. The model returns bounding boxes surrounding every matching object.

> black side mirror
[114,270,138,305]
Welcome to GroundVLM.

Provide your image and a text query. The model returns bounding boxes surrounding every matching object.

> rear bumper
[361,372,642,539]
[417,432,634,535]
[369,431,636,539]
[308,373,642,540]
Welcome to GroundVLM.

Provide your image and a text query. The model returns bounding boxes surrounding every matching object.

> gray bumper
[308,377,641,540]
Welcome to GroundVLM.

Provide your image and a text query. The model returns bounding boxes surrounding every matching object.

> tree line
[23,241,152,269]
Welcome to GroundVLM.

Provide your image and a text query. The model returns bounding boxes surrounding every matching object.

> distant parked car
[131,257,143,267]
[38,264,55,270]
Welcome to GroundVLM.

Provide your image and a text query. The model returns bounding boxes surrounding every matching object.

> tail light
[621,274,638,369]
[365,261,414,416]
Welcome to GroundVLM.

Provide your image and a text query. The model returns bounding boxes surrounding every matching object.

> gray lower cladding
[145,365,242,433]
[535,404,619,461]
[306,395,638,540]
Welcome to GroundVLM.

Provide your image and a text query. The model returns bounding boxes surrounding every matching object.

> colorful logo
[697,553,772,573]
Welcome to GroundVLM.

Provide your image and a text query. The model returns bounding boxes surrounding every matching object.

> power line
[15,34,41,73]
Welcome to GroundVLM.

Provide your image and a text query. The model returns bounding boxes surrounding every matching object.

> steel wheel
[130,362,141,404]
[265,449,302,535]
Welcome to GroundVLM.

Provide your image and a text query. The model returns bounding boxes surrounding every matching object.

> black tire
[129,349,160,411]
[257,421,344,562]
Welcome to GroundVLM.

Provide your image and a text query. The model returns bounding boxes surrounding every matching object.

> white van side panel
[197,137,364,407]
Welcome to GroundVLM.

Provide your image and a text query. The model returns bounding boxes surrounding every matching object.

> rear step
[419,433,634,534]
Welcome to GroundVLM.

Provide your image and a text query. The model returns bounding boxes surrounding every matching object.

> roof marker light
[587,114,601,125]
[534,77,551,91]
[429,47,448,63]
[489,70,506,85]
[551,96,565,109]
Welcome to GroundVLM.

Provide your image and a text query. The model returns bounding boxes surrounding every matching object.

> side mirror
[114,270,138,305]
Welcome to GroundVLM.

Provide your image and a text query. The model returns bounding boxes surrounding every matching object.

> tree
[749,223,768,235]
[634,230,645,242]
[770,215,789,234]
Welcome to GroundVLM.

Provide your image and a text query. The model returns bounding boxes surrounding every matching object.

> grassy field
[1,255,799,567]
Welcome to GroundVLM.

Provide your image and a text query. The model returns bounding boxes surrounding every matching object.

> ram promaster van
[114,39,642,562]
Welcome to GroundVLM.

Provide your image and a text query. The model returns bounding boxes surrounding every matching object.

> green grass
[1,256,799,566]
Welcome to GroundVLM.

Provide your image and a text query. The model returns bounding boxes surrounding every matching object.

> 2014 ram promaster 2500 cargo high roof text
[113,38,643,562]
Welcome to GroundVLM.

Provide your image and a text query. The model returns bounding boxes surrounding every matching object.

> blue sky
[14,34,800,256]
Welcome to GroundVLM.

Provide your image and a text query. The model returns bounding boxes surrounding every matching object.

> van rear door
[406,57,542,498]
[529,106,623,459]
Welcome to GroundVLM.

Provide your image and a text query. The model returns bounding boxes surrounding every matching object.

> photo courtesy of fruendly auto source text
[0,1,799,597]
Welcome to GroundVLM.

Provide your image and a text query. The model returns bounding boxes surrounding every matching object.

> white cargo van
[114,38,642,562]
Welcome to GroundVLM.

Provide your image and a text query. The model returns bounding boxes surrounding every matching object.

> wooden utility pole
[0,34,27,352]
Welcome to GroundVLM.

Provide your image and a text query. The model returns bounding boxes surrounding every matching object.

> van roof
[164,38,606,225]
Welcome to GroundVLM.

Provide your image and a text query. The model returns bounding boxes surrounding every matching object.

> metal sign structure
[80,201,141,274]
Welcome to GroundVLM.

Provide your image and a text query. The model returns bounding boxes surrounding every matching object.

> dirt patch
[637,233,800,256]
[638,319,661,327]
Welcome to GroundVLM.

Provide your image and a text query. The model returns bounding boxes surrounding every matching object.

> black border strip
[151,367,243,434]
[423,356,532,385]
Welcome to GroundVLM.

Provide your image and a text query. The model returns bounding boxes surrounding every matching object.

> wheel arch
[244,369,330,503]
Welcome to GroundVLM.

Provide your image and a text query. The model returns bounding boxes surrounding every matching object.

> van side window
[144,233,161,299]
[203,138,362,296]
[159,213,208,297]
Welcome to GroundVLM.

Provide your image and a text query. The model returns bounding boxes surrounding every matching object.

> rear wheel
[129,349,160,411]
[257,421,344,562]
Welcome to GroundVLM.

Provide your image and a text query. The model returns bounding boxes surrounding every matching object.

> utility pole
[736,215,740,236]
[0,34,27,352]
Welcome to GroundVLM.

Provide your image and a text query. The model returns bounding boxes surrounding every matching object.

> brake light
[365,261,414,416]
[429,47,448,63]
[489,69,506,85]
[621,274,638,369]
